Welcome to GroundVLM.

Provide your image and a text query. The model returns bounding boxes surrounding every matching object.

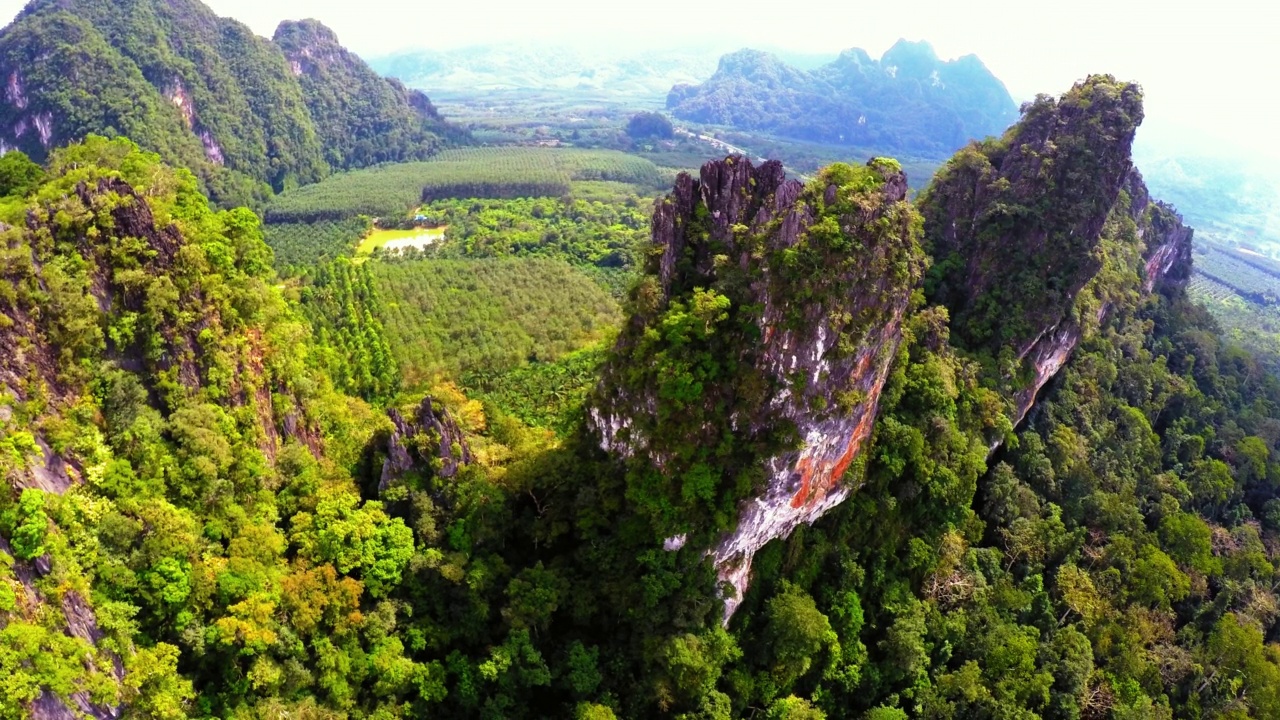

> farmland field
[263,147,667,224]
[370,257,623,384]
[357,227,448,256]
[264,217,372,272]
[1196,245,1280,303]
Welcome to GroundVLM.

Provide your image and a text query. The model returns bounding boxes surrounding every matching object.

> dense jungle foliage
[417,195,650,269]
[7,86,1280,720]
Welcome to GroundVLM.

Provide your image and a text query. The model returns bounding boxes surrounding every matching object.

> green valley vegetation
[7,75,1280,720]
[1188,244,1280,367]
[462,345,609,434]
[0,0,460,208]
[263,216,373,272]
[414,195,651,270]
[261,147,662,276]
[370,257,623,385]
[263,147,665,225]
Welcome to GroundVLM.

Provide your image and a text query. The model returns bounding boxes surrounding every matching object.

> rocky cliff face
[920,76,1171,426]
[1129,170,1195,293]
[380,396,473,492]
[921,76,1145,356]
[922,77,1193,437]
[589,156,926,619]
[1000,169,1193,429]
[594,77,1196,621]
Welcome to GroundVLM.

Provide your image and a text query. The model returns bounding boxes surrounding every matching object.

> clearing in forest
[357,226,449,256]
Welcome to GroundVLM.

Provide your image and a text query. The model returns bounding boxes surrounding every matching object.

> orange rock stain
[789,408,876,509]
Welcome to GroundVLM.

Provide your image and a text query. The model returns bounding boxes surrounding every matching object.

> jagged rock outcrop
[589,156,926,620]
[593,78,1196,621]
[923,77,1192,431]
[922,76,1144,353]
[1129,170,1195,292]
[380,396,473,491]
[921,76,1140,424]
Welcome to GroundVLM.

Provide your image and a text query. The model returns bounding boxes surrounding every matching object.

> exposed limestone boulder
[381,396,473,491]
[589,155,926,619]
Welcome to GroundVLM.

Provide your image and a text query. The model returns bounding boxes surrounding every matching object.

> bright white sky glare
[2,0,1277,160]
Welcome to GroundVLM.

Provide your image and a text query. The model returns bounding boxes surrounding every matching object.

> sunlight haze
[0,0,1275,158]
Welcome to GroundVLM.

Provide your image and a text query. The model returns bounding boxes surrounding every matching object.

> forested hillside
[6,75,1280,720]
[0,0,460,207]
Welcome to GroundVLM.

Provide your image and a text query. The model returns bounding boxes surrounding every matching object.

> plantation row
[368,257,623,384]
[1189,273,1246,304]
[263,147,666,224]
[264,217,372,271]
[1225,247,1280,280]
[1195,246,1280,304]
[1190,272,1280,370]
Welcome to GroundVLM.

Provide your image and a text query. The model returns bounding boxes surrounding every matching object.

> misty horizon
[1,0,1275,163]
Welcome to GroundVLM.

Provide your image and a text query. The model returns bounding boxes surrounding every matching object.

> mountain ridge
[0,0,460,206]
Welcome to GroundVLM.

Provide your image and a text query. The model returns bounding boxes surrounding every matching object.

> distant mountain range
[668,40,1019,155]
[0,0,462,205]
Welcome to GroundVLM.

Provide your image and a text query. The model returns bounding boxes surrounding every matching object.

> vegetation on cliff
[6,72,1280,720]
[921,75,1145,357]
[589,156,928,542]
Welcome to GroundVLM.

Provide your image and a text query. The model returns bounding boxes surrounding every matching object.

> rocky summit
[589,155,927,618]
[592,75,1193,621]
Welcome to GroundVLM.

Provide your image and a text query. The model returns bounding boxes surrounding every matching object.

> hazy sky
[2,0,1276,159]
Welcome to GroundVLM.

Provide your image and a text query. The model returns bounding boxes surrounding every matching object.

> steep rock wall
[1005,167,1194,429]
[589,156,926,619]
[592,78,1195,622]
[921,75,1145,360]
[380,396,473,492]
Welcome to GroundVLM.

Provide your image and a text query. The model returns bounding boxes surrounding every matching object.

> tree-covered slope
[274,19,466,170]
[667,40,1018,155]
[12,74,1280,720]
[0,138,412,717]
[0,0,458,206]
